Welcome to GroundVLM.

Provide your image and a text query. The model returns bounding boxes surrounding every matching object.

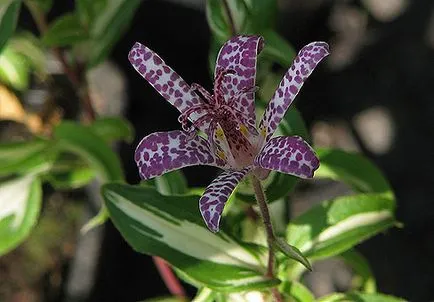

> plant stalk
[152,256,187,300]
[24,1,96,121]
[251,175,283,302]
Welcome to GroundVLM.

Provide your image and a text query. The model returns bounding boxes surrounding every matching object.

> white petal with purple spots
[215,36,264,125]
[128,42,207,127]
[135,130,229,180]
[254,136,319,179]
[259,42,330,140]
[199,169,250,232]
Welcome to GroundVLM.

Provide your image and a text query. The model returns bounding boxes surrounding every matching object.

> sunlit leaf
[103,182,280,292]
[287,194,396,261]
[0,175,42,256]
[0,46,30,90]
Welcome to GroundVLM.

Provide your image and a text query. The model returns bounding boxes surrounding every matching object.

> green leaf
[315,148,392,196]
[0,0,21,52]
[243,0,277,32]
[0,175,42,256]
[140,297,184,302]
[153,170,188,196]
[340,249,376,293]
[286,194,396,261]
[0,45,31,90]
[89,116,134,143]
[76,0,107,26]
[274,237,311,271]
[260,30,296,67]
[54,121,124,182]
[206,0,247,43]
[192,288,216,302]
[103,182,280,292]
[42,13,88,46]
[280,281,315,302]
[0,139,55,176]
[8,32,47,79]
[44,153,95,190]
[317,292,405,302]
[85,0,141,67]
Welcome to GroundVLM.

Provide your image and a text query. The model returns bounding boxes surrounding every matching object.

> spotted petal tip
[254,136,319,179]
[199,169,249,232]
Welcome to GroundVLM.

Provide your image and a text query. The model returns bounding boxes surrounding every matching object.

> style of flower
[128,35,329,232]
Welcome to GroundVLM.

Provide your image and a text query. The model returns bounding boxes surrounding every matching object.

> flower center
[177,70,260,169]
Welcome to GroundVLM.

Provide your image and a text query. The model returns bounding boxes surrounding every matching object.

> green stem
[251,175,282,302]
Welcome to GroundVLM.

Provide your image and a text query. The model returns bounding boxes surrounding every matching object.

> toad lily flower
[129,36,329,232]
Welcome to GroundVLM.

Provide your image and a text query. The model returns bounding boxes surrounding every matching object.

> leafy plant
[0,0,404,301]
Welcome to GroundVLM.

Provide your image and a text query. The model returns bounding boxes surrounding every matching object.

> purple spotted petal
[135,130,228,180]
[215,35,264,124]
[254,136,319,179]
[199,169,250,232]
[128,42,206,126]
[259,42,330,140]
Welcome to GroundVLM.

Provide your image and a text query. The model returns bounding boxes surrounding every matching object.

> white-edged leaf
[103,182,280,292]
[287,194,396,260]
[0,175,42,256]
[280,281,315,302]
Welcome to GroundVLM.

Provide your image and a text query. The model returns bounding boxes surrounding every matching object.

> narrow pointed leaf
[0,175,42,256]
[260,30,296,67]
[0,46,30,90]
[103,183,280,292]
[287,194,396,260]
[274,237,311,271]
[153,170,188,195]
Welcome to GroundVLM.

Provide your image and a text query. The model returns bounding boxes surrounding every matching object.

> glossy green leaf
[0,175,42,256]
[0,0,21,51]
[89,116,134,143]
[287,194,396,260]
[261,30,296,67]
[317,292,405,302]
[340,249,376,293]
[103,182,280,292]
[280,281,315,302]
[54,121,124,182]
[42,13,88,46]
[315,148,392,196]
[0,45,30,90]
[0,139,55,176]
[85,0,141,67]
[192,288,216,302]
[44,154,95,189]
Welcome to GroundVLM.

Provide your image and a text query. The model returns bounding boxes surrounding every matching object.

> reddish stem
[152,256,187,299]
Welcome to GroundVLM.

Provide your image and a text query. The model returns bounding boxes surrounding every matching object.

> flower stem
[24,0,96,122]
[251,175,283,302]
[222,0,236,36]
[152,256,187,300]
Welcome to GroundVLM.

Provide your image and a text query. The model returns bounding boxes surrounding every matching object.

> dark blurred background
[3,0,434,301]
